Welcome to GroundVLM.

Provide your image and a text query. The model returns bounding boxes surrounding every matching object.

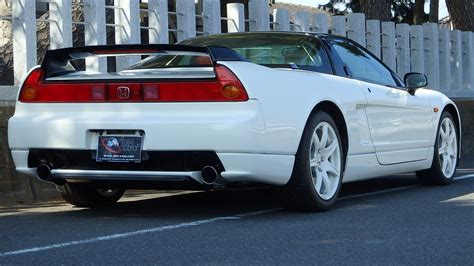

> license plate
[96,136,142,162]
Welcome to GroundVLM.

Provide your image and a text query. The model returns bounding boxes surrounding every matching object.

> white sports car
[8,32,461,211]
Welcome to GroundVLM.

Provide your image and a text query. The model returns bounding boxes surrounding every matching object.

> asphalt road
[1,157,473,265]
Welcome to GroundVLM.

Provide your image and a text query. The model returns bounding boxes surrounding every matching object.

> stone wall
[0,102,59,205]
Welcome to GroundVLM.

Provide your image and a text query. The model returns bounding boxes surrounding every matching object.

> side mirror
[404,72,428,95]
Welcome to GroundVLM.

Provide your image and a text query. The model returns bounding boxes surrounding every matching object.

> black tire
[56,183,125,207]
[416,111,458,186]
[284,111,344,211]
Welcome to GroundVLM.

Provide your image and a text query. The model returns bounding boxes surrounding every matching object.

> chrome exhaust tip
[36,163,52,181]
[201,166,219,185]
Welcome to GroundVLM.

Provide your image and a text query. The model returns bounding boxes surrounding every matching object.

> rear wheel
[416,111,458,185]
[56,183,125,207]
[284,111,344,211]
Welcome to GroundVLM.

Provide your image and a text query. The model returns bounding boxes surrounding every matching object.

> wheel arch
[307,101,349,167]
[441,103,462,159]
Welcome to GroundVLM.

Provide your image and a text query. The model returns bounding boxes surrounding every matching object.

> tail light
[18,65,248,103]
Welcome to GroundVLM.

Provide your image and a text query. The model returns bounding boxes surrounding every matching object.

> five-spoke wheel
[417,111,458,185]
[438,117,458,178]
[309,122,341,200]
[284,111,343,211]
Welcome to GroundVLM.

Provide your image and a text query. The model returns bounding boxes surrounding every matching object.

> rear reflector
[91,86,106,101]
[19,65,248,103]
[143,85,159,101]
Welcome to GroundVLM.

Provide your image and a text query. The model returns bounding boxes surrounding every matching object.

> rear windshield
[180,33,332,74]
[126,53,213,70]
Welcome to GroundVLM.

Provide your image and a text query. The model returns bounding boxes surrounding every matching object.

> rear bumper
[11,150,294,185]
[9,100,294,185]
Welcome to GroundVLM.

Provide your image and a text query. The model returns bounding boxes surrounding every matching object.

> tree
[429,0,439,23]
[318,1,347,16]
[347,0,392,21]
[413,0,425,25]
[445,0,474,31]
[392,1,415,24]
[320,0,429,24]
[320,0,392,21]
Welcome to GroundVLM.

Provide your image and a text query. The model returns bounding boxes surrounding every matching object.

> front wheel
[416,111,458,185]
[284,111,344,211]
[56,183,125,207]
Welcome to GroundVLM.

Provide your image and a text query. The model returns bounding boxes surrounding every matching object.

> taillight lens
[19,64,248,103]
[19,68,42,102]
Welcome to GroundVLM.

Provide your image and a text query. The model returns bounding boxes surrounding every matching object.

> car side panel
[219,61,373,156]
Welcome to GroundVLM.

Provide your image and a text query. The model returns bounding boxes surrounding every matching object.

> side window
[330,39,398,87]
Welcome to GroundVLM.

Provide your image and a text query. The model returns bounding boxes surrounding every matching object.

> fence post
[381,21,396,71]
[366,20,381,59]
[294,11,309,32]
[49,0,72,49]
[148,0,169,44]
[202,0,220,35]
[12,0,37,84]
[261,0,270,31]
[273,9,290,31]
[347,13,365,46]
[438,29,451,91]
[311,13,328,33]
[249,0,269,31]
[176,0,196,42]
[396,23,410,78]
[410,25,424,75]
[114,0,141,71]
[84,0,106,72]
[423,23,440,90]
[331,16,345,36]
[450,30,462,90]
[461,32,474,90]
[226,3,244,33]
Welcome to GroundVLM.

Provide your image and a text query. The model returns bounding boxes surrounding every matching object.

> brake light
[19,68,42,102]
[18,64,248,103]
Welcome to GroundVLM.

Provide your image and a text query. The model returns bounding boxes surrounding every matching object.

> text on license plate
[96,136,142,162]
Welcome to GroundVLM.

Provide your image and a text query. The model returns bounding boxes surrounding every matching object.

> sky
[277,0,449,19]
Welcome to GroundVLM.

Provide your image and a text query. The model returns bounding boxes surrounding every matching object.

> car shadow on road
[1,172,472,221]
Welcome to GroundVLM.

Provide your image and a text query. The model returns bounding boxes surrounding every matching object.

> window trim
[321,36,404,88]
[307,36,334,75]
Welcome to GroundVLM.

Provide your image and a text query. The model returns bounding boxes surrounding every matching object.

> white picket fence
[0,0,473,97]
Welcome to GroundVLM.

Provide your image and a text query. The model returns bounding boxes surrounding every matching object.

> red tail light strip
[19,65,248,103]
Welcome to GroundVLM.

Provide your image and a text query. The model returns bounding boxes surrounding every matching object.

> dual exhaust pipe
[37,162,223,186]
[36,163,53,181]
[200,166,224,186]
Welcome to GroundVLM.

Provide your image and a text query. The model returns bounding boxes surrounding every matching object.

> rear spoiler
[40,44,247,78]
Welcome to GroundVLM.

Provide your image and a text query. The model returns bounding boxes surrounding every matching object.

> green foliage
[318,0,428,24]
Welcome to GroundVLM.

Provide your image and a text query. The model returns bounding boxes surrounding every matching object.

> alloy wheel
[309,122,341,200]
[438,117,457,178]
